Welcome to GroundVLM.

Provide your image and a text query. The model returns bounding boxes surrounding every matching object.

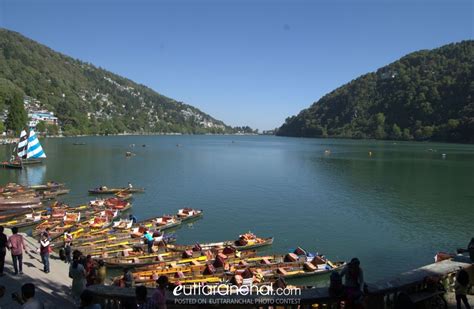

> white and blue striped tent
[26,129,46,159]
[17,130,29,158]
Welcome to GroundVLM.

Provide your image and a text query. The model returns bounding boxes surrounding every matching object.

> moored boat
[1,212,44,229]
[28,182,65,191]
[88,187,145,194]
[113,219,133,230]
[176,208,203,221]
[167,233,273,252]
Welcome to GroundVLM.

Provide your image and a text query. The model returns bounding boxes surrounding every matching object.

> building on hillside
[28,111,58,128]
[23,96,59,129]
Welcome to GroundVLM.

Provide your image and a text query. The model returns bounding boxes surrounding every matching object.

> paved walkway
[446,291,474,308]
[0,230,75,308]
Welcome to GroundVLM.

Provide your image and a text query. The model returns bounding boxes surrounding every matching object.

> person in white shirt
[39,233,50,273]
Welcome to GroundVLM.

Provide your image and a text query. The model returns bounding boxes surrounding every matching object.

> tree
[46,124,59,136]
[5,92,27,135]
[391,124,402,140]
[36,121,46,133]
[402,128,412,140]
[374,113,386,139]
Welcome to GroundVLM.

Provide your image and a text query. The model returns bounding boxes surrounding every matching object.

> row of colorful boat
[0,182,70,219]
[1,183,345,288]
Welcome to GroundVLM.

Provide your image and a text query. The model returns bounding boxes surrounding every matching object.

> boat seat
[304,262,317,271]
[284,253,298,262]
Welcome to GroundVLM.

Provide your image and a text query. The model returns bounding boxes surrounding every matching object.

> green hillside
[0,28,238,135]
[277,41,474,143]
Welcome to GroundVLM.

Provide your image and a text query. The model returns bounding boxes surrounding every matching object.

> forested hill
[0,28,238,135]
[277,41,474,143]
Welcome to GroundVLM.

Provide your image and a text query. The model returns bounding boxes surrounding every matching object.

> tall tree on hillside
[5,92,28,135]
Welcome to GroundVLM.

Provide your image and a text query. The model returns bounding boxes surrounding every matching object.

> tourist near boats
[0,129,46,169]
[88,186,145,194]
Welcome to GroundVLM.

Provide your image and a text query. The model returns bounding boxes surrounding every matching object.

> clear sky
[0,0,472,130]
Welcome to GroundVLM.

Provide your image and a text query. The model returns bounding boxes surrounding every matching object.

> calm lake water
[1,135,473,283]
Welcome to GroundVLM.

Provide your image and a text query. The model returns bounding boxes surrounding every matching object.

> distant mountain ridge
[0,28,243,135]
[277,41,474,143]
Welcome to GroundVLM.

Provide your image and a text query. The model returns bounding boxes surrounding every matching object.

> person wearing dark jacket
[0,226,7,276]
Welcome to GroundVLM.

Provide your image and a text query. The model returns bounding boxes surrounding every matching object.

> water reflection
[18,164,47,186]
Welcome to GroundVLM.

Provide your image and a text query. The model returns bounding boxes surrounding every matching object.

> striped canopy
[26,129,46,159]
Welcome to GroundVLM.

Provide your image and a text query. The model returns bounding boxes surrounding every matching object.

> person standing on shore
[455,269,471,309]
[95,260,106,285]
[63,231,73,264]
[39,232,50,273]
[0,226,7,276]
[69,250,86,304]
[123,268,134,288]
[339,257,365,309]
[7,227,26,275]
[152,275,169,309]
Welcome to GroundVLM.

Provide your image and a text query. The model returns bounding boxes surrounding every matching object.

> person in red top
[7,227,26,275]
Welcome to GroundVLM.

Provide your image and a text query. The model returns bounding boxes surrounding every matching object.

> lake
[1,135,473,284]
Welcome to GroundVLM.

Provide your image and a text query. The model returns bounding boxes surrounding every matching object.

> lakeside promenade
[0,228,471,308]
[0,230,74,308]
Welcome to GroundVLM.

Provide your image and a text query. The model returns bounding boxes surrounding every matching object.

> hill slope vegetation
[0,28,240,135]
[277,41,474,143]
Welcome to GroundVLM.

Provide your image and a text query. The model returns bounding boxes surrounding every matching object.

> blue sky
[0,0,472,130]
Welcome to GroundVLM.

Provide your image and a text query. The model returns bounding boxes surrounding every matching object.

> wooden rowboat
[104,248,257,269]
[167,234,273,252]
[176,208,203,222]
[28,182,65,191]
[130,255,345,286]
[88,187,145,194]
[113,219,133,230]
[75,234,177,258]
[1,212,44,229]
